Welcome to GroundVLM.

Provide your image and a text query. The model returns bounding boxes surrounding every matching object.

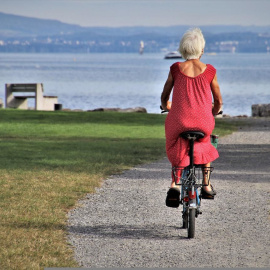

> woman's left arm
[211,74,223,115]
[161,71,174,111]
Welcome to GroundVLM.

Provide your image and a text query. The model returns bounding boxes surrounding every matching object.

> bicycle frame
[173,166,206,210]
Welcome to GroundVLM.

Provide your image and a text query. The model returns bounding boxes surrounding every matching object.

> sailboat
[139,41,144,54]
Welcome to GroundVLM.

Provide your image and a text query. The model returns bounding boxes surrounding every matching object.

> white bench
[5,83,58,111]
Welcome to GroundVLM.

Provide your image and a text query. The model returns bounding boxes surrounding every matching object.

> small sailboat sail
[139,41,144,54]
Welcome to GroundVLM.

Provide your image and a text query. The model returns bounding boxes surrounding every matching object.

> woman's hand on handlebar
[212,102,223,116]
[161,101,172,113]
[160,105,167,113]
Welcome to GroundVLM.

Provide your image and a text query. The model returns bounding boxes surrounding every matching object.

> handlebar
[160,105,167,113]
[160,105,223,115]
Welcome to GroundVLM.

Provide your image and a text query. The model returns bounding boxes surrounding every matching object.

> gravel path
[68,117,270,268]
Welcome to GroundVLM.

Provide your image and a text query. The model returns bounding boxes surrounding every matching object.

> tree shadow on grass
[0,137,165,174]
[68,224,187,240]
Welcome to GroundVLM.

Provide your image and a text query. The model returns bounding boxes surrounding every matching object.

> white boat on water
[164,51,182,59]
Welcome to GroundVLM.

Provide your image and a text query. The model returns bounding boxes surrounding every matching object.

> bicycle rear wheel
[188,208,196,238]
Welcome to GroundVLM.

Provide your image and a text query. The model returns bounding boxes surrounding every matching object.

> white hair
[179,28,206,60]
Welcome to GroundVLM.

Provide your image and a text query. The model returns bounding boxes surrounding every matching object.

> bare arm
[161,71,174,111]
[211,74,223,115]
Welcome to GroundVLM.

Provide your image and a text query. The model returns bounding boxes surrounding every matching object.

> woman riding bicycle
[161,28,223,203]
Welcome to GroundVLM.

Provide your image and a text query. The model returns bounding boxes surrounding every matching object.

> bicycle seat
[180,131,205,140]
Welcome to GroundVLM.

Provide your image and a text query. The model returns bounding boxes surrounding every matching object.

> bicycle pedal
[201,195,214,200]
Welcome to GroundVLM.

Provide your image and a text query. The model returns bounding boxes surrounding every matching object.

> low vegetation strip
[0,109,237,269]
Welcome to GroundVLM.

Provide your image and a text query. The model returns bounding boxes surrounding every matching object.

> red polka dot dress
[165,62,219,168]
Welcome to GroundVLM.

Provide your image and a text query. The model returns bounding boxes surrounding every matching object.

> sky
[0,0,269,27]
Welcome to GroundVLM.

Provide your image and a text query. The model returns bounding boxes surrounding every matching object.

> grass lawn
[0,109,237,270]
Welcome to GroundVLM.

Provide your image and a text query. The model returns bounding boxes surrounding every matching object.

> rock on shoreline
[252,104,270,117]
[87,107,147,113]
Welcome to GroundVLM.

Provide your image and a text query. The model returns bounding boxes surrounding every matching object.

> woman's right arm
[161,71,174,111]
[211,74,223,115]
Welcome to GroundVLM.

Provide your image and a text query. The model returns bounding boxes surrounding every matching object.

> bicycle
[172,131,217,238]
[161,106,220,238]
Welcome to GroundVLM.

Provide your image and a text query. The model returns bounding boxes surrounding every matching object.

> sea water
[0,52,269,116]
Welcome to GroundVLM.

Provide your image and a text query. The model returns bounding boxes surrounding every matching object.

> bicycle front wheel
[188,208,196,238]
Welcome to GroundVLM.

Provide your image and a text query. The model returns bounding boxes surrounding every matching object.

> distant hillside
[1,11,270,39]
[0,12,270,53]
[0,12,85,38]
